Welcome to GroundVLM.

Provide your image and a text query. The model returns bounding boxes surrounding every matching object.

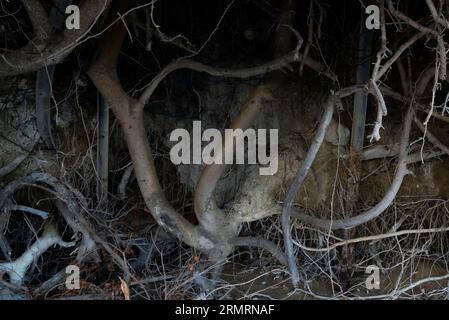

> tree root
[0,224,75,285]
[231,237,287,266]
[291,104,415,230]
[281,95,338,287]
[0,173,98,261]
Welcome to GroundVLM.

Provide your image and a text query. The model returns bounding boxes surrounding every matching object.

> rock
[325,120,350,146]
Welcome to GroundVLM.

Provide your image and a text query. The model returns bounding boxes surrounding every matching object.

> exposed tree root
[282,95,338,287]
[0,224,75,285]
[0,173,98,261]
[291,104,415,230]
[231,237,287,266]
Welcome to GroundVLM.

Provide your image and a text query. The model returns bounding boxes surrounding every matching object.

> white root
[9,205,49,220]
[0,224,75,285]
[368,80,388,142]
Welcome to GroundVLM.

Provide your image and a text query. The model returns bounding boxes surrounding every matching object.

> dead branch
[406,148,445,163]
[0,171,138,282]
